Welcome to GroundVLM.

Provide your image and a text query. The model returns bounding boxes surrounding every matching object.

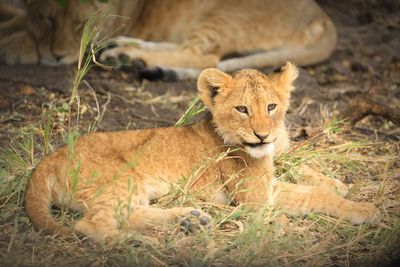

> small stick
[342,95,400,126]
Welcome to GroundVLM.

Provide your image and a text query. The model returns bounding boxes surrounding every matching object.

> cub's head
[198,62,298,158]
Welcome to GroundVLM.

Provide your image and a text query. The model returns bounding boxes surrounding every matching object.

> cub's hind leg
[74,205,212,243]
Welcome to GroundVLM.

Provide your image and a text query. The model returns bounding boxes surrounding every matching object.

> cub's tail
[25,162,71,235]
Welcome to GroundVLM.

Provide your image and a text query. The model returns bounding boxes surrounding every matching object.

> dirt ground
[0,0,399,266]
[1,1,399,145]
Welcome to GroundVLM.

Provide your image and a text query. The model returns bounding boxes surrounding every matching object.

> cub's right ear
[197,68,231,109]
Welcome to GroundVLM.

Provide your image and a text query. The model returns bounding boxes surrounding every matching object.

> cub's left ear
[197,68,231,110]
[271,62,299,98]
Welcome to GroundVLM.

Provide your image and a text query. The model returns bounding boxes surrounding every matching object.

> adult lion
[0,0,336,79]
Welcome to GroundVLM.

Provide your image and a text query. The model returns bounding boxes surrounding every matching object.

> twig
[84,80,101,121]
[354,127,399,141]
[342,94,400,126]
[99,91,111,123]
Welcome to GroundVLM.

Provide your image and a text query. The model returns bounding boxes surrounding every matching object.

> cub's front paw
[346,202,380,225]
[334,179,349,197]
[178,209,212,234]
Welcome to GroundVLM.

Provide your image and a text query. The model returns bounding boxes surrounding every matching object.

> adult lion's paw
[0,31,39,65]
[100,45,148,69]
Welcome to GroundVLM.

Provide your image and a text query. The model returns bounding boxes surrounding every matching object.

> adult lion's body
[25,63,378,243]
[0,0,336,79]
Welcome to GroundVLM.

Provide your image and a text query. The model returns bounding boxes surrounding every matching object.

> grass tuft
[1,103,399,266]
[175,96,206,127]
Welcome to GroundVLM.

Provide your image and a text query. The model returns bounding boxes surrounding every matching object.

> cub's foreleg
[296,164,349,196]
[272,182,379,224]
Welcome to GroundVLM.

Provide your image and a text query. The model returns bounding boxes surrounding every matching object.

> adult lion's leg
[217,45,334,73]
[74,205,212,243]
[100,43,218,80]
[0,31,39,64]
[272,182,379,224]
[99,20,223,79]
[0,3,25,21]
[0,4,38,64]
[296,164,349,196]
[217,12,337,72]
[104,37,179,52]
[100,45,219,69]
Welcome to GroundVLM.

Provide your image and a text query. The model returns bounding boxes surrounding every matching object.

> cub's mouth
[242,138,277,148]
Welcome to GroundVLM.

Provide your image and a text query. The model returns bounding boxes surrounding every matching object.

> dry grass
[0,103,399,266]
[1,7,399,267]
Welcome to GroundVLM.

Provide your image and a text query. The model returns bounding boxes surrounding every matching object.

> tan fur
[0,0,336,72]
[25,63,379,243]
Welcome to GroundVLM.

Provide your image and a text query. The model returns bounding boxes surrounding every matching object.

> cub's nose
[253,131,269,141]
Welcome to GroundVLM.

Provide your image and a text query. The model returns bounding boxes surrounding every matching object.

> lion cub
[26,63,379,243]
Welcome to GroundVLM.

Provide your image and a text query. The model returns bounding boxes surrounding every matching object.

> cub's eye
[267,104,277,112]
[235,106,248,114]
